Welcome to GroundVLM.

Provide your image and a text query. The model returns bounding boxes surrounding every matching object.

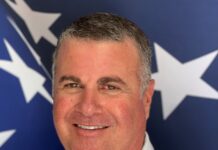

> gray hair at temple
[52,12,152,94]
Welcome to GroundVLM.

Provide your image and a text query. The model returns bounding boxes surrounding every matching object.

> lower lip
[73,125,109,137]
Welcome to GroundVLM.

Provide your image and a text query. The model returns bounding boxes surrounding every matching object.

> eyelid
[59,75,81,84]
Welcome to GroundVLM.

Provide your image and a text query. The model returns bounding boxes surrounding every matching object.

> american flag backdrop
[0,0,217,150]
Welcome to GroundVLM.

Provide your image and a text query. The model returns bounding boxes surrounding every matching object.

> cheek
[110,98,145,128]
[53,95,72,124]
[115,102,134,124]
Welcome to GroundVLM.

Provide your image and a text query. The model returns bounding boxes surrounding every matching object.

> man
[52,12,155,150]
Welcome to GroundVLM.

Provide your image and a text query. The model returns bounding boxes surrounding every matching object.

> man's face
[53,38,154,150]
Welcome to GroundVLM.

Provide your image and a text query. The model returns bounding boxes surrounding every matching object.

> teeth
[77,124,106,130]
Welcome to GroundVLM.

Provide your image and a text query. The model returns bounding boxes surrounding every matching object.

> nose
[74,88,102,116]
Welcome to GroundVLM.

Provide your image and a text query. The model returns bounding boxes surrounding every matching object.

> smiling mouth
[74,124,109,130]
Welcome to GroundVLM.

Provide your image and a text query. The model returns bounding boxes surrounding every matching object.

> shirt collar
[142,133,154,150]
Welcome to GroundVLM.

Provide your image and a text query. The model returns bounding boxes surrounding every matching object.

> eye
[63,82,82,89]
[100,84,120,91]
[107,85,120,90]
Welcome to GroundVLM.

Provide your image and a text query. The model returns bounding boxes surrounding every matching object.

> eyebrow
[58,75,127,86]
[59,75,81,83]
[97,76,126,85]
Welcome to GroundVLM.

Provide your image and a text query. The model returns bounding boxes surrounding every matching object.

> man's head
[52,12,154,150]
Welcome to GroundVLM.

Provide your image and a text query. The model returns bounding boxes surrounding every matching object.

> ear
[143,79,155,120]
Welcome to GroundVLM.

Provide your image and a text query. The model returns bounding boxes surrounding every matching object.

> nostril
[74,102,103,117]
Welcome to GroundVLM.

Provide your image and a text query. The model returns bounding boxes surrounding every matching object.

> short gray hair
[52,12,152,94]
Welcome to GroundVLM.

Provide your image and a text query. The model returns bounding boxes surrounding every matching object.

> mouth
[74,124,109,130]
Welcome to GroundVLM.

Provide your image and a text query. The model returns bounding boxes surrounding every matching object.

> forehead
[55,38,140,79]
[57,37,139,61]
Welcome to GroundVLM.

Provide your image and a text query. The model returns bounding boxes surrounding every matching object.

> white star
[152,43,218,120]
[5,0,60,45]
[7,16,51,79]
[0,39,53,104]
[0,129,16,147]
